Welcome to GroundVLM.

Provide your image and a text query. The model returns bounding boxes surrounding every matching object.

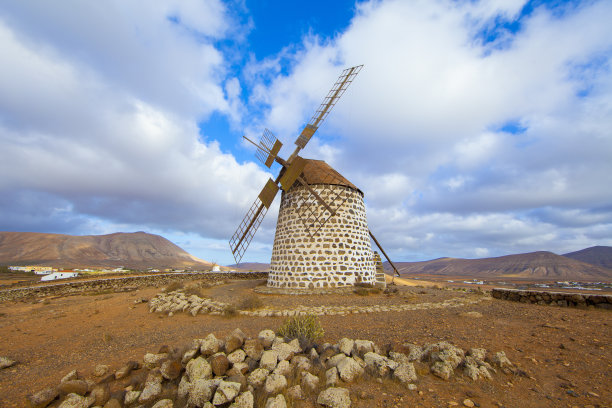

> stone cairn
[25,328,515,408]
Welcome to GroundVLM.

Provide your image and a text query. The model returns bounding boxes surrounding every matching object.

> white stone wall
[268,184,376,289]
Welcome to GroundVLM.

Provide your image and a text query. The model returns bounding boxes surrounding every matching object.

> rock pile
[0,272,268,302]
[492,288,612,309]
[148,290,489,317]
[26,328,514,408]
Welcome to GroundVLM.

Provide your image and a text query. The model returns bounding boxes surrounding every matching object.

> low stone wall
[0,272,268,302]
[491,288,612,309]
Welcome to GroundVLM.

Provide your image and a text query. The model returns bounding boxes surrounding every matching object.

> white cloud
[247,0,612,261]
[0,1,272,264]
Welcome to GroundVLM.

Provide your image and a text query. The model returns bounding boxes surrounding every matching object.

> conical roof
[294,158,361,194]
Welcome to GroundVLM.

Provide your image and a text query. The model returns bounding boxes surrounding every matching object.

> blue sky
[1,0,611,265]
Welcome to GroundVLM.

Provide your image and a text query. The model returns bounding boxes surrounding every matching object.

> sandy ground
[0,278,610,408]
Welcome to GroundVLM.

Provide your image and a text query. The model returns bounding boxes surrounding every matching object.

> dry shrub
[354,287,371,296]
[102,332,113,343]
[183,284,207,298]
[221,304,238,318]
[277,314,324,343]
[237,295,263,310]
[164,281,184,292]
[384,286,399,295]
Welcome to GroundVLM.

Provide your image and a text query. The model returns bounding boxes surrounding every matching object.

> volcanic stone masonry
[268,182,376,289]
[492,288,612,309]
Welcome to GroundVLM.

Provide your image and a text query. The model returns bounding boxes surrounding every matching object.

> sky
[1,0,611,265]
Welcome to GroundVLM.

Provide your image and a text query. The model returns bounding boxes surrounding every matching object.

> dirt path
[0,279,610,407]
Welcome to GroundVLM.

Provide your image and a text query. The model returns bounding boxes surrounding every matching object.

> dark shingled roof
[292,158,361,194]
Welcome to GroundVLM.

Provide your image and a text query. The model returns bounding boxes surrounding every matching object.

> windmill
[230,65,399,289]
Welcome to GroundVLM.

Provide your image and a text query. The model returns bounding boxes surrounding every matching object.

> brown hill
[389,251,612,281]
[0,231,213,270]
[563,246,612,269]
[228,262,270,271]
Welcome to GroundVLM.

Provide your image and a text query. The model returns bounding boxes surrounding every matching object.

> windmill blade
[252,129,283,168]
[294,64,364,150]
[229,191,273,264]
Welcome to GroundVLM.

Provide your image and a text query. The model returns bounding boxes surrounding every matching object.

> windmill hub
[268,159,377,289]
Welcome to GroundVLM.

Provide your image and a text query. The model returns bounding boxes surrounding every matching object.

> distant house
[40,272,78,282]
[212,265,221,272]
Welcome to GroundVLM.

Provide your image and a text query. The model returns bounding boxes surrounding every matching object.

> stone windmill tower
[230,65,399,289]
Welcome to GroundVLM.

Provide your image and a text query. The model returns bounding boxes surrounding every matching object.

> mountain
[0,231,213,269]
[563,246,612,269]
[388,251,612,280]
[228,262,270,271]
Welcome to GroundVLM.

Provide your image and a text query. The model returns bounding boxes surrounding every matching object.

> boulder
[200,333,221,356]
[60,370,79,384]
[273,360,291,377]
[243,339,264,361]
[488,351,512,369]
[264,373,287,394]
[0,356,17,369]
[212,381,241,405]
[124,390,141,405]
[186,356,213,381]
[326,367,339,387]
[272,343,295,362]
[228,349,247,365]
[188,379,219,406]
[292,355,312,374]
[336,357,364,382]
[301,372,320,391]
[260,350,279,371]
[353,340,375,357]
[151,399,174,408]
[467,348,487,361]
[93,365,109,377]
[103,398,122,408]
[389,351,410,365]
[401,343,423,361]
[210,353,230,376]
[225,328,247,354]
[317,387,351,408]
[182,348,199,364]
[338,338,354,356]
[177,375,192,400]
[229,391,254,408]
[247,368,270,388]
[139,369,163,404]
[431,361,453,380]
[161,359,182,380]
[364,352,398,377]
[143,353,168,369]
[258,330,276,348]
[27,387,59,408]
[228,362,249,376]
[58,380,88,396]
[114,361,139,380]
[287,385,304,400]
[326,353,347,369]
[264,394,287,408]
[58,393,87,408]
[89,384,111,406]
[393,362,417,384]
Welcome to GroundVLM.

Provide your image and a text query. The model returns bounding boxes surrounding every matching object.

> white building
[40,272,78,282]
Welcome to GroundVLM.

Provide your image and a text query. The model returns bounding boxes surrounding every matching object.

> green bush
[277,314,324,343]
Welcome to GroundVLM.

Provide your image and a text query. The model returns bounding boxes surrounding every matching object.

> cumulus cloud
[246,0,612,259]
